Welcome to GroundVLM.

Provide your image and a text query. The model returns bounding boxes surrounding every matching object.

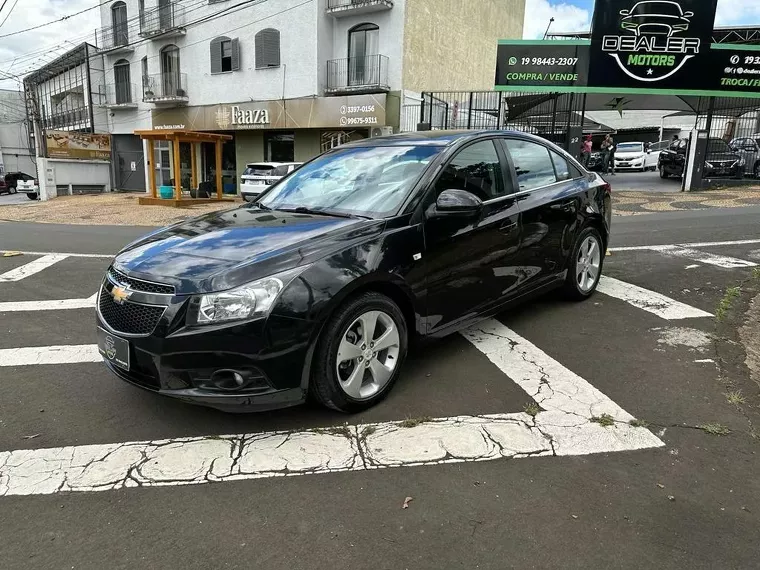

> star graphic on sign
[647,68,654,76]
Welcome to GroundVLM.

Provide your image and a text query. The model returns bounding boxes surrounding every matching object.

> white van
[240,162,302,201]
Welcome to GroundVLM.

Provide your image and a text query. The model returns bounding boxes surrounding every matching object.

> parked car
[97,130,611,413]
[5,172,39,199]
[614,142,659,172]
[586,151,605,172]
[658,137,743,179]
[240,162,302,202]
[729,135,760,178]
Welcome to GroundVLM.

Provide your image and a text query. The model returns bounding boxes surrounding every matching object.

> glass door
[160,46,180,97]
[348,24,379,86]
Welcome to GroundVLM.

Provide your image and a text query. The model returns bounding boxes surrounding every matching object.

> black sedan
[97,131,611,413]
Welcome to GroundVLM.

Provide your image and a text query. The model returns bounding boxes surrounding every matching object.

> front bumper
[96,278,317,412]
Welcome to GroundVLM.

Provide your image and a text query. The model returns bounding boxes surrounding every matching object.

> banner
[46,131,111,160]
[589,0,719,90]
[495,41,590,90]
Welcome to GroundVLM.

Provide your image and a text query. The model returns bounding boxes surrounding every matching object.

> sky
[0,0,759,91]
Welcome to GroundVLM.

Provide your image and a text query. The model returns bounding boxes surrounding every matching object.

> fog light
[209,369,255,391]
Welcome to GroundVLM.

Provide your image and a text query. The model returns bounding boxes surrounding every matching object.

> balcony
[97,83,138,109]
[326,0,393,17]
[139,2,186,39]
[326,55,390,95]
[143,73,189,106]
[97,24,134,54]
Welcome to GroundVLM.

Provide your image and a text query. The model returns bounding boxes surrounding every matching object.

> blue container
[159,185,174,199]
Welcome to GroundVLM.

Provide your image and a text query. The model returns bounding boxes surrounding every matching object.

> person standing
[600,135,612,175]
[607,135,616,176]
[581,135,593,167]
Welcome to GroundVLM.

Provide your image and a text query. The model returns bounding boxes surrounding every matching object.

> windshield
[617,143,644,153]
[257,145,441,218]
[243,165,276,177]
[708,139,731,154]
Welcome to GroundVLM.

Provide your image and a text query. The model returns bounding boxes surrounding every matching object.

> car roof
[339,130,550,148]
[244,162,299,167]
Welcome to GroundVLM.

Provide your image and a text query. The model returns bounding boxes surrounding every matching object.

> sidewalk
[614,187,760,216]
[0,193,237,226]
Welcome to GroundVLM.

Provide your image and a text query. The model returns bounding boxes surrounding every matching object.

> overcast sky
[0,0,759,90]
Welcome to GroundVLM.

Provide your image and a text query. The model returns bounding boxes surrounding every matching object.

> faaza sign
[152,94,387,131]
[589,0,719,89]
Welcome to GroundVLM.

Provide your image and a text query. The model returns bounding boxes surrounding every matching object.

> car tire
[754,162,760,179]
[27,192,37,200]
[659,165,669,179]
[311,292,408,413]
[563,227,604,301]
[10,186,17,194]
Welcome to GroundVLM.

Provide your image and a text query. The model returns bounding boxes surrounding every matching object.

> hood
[615,151,645,159]
[113,207,378,293]
[706,152,740,163]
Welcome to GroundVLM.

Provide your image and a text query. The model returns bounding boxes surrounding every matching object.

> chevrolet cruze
[97,131,611,413]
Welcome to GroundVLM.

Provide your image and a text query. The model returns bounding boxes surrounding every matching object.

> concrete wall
[37,157,112,201]
[402,0,525,91]
[234,131,265,182]
[294,130,322,162]
[0,90,36,175]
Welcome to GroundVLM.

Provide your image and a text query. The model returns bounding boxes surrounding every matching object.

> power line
[0,0,19,29]
[0,0,109,39]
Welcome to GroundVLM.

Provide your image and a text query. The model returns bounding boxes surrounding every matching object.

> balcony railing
[98,83,138,108]
[43,108,89,130]
[139,2,186,39]
[326,0,393,16]
[143,73,189,104]
[97,24,134,53]
[326,55,390,94]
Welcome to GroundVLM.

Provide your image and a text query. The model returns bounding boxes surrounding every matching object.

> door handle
[500,221,518,234]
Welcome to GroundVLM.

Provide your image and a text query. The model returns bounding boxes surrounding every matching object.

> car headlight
[190,268,306,325]
[705,161,713,168]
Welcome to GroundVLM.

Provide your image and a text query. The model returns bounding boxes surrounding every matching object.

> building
[0,89,36,177]
[96,0,525,194]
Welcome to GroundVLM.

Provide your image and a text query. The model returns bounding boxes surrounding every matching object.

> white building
[95,0,524,193]
[0,89,36,177]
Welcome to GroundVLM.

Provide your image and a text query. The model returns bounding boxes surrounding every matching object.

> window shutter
[231,38,240,71]
[210,37,222,74]
[255,28,280,69]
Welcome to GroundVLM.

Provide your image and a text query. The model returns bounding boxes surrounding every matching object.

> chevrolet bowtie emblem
[111,286,131,305]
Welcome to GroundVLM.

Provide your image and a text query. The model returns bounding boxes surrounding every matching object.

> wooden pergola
[135,129,236,207]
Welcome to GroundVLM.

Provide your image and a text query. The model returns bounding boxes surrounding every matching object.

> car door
[502,137,582,292]
[422,138,521,335]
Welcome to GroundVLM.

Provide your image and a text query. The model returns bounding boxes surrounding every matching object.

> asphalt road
[1,209,759,569]
[601,170,682,193]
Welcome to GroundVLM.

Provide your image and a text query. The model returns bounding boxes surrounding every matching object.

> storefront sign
[46,131,111,160]
[589,0,719,90]
[152,94,387,131]
[495,41,590,90]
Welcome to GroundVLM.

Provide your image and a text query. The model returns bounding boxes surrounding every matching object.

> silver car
[729,136,760,178]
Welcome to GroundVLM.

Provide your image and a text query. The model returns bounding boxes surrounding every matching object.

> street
[1,208,759,569]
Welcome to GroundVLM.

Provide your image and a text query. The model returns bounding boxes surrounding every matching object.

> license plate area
[97,327,130,371]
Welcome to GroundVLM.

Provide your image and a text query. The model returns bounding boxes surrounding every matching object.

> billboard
[46,131,111,160]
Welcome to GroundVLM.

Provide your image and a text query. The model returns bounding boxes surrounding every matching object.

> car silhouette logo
[619,1,694,38]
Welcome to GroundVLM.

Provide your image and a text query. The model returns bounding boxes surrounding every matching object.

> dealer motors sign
[590,0,718,88]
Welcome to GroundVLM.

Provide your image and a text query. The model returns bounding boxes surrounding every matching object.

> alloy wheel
[335,310,400,400]
[576,235,601,293]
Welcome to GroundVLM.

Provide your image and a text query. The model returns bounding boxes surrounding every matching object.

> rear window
[271,165,292,177]
[243,165,275,176]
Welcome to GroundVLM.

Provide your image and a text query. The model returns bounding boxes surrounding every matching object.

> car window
[550,151,574,181]
[504,139,558,191]
[434,140,506,202]
[271,165,291,177]
[243,165,275,176]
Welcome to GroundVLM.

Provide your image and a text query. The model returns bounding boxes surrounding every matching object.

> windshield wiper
[277,207,372,220]
[249,201,271,210]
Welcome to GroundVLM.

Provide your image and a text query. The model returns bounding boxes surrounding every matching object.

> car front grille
[98,287,166,335]
[107,267,175,295]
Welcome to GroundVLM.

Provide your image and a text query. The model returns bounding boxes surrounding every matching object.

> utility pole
[543,17,555,40]
[23,79,46,198]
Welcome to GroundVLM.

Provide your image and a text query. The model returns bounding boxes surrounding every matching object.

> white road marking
[1,250,112,259]
[0,345,101,367]
[0,320,663,497]
[609,238,760,252]
[656,246,757,269]
[0,254,69,282]
[597,276,713,320]
[685,264,701,270]
[0,294,97,313]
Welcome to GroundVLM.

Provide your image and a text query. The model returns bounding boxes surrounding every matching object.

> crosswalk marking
[1,250,111,259]
[0,294,97,313]
[0,254,69,282]
[0,320,662,497]
[655,246,757,269]
[0,345,101,367]
[597,276,713,320]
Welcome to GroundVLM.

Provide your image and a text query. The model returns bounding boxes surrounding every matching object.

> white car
[614,142,659,172]
[240,162,302,202]
[15,176,40,200]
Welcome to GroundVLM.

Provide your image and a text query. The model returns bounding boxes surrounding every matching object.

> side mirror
[433,189,483,216]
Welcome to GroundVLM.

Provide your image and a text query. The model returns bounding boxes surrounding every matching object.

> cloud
[522,0,591,39]
[0,0,100,89]
[715,0,760,26]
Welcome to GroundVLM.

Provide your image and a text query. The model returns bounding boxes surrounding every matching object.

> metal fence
[326,55,389,94]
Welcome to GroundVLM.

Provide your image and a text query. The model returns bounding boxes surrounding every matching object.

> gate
[112,135,146,192]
